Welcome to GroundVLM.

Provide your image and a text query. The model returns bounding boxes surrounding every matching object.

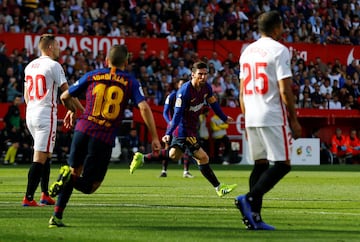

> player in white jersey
[22,34,83,206]
[235,11,302,230]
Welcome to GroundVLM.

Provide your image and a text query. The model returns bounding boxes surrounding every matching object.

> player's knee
[195,152,209,165]
[168,148,181,161]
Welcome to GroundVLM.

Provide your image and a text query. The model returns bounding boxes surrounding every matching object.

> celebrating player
[47,45,161,227]
[235,11,302,230]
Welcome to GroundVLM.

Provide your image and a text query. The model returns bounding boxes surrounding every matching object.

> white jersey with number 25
[24,56,67,118]
[239,37,292,127]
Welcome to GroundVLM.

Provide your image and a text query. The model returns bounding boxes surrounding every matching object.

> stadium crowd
[1,0,360,164]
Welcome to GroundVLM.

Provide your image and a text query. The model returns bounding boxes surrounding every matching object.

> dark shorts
[170,136,201,155]
[68,131,112,182]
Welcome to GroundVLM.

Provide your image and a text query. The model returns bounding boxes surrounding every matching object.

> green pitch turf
[0,163,359,242]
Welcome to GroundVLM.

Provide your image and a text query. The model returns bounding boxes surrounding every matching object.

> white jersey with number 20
[239,37,292,127]
[24,56,67,118]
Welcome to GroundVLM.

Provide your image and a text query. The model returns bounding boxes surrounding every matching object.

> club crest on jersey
[175,97,182,107]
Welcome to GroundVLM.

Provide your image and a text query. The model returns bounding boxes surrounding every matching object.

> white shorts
[246,125,293,162]
[26,116,57,153]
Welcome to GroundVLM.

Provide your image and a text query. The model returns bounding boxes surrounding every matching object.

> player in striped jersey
[130,61,237,197]
[159,78,194,178]
[47,45,161,227]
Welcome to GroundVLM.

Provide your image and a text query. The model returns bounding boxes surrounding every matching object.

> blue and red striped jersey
[68,67,145,145]
[166,81,215,137]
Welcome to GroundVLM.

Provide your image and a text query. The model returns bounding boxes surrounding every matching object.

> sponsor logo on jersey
[189,103,204,112]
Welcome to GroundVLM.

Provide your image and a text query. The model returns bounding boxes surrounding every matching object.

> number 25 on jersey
[242,62,268,95]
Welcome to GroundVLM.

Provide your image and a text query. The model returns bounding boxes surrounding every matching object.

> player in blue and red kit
[130,61,237,197]
[47,45,161,228]
[147,78,195,178]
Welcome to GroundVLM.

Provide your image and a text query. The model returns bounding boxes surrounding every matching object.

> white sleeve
[53,62,68,87]
[276,47,292,80]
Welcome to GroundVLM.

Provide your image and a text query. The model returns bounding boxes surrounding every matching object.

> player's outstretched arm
[60,90,77,112]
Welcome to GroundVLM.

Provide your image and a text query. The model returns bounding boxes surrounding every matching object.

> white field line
[0,201,359,216]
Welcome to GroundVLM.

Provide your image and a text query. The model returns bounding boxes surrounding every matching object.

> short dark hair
[192,61,208,72]
[258,11,282,36]
[108,45,128,67]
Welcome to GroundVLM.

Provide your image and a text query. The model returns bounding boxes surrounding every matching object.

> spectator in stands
[298,86,312,108]
[88,1,100,21]
[210,113,231,165]
[310,128,332,164]
[166,30,179,50]
[206,65,216,85]
[329,92,343,109]
[221,88,239,108]
[352,81,360,98]
[0,76,7,102]
[328,65,346,88]
[297,21,309,41]
[346,128,360,164]
[310,83,323,108]
[107,19,121,37]
[4,95,22,133]
[346,60,358,77]
[299,77,315,94]
[208,51,222,72]
[42,6,56,25]
[69,17,84,35]
[319,77,333,98]
[6,77,22,102]
[211,75,225,102]
[177,59,191,78]
[3,134,19,165]
[160,18,173,37]
[121,128,145,163]
[332,79,341,95]
[2,95,23,165]
[146,14,160,37]
[331,128,352,164]
[346,94,359,109]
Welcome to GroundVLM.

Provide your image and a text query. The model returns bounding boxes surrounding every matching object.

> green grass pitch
[0,163,359,242]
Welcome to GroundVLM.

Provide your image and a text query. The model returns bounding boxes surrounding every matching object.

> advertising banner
[291,138,320,165]
[197,40,360,66]
[1,33,168,59]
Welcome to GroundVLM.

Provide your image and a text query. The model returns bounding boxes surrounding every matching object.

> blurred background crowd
[0,0,360,108]
[1,0,360,164]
